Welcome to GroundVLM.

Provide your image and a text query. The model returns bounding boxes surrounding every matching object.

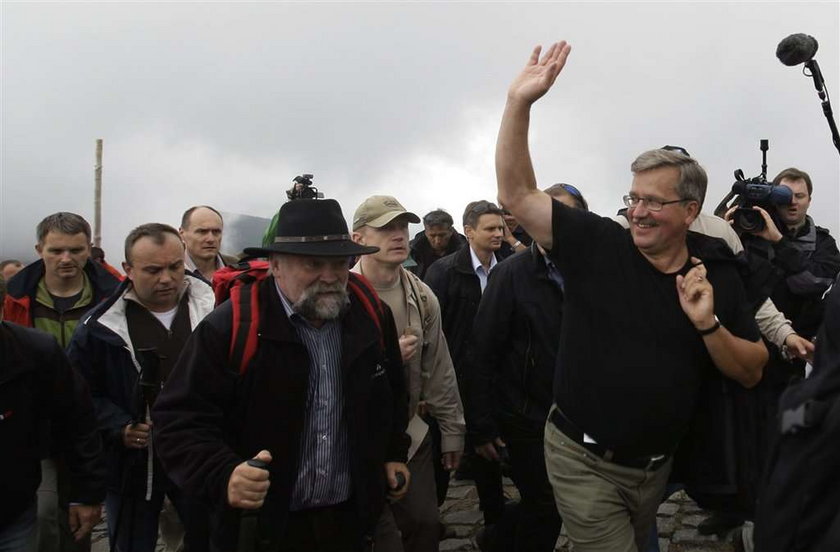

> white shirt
[150,305,179,330]
[469,246,498,293]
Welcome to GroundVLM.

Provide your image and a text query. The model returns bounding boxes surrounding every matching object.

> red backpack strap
[347,272,385,349]
[229,277,261,375]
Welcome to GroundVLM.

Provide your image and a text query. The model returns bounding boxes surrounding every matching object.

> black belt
[549,408,670,471]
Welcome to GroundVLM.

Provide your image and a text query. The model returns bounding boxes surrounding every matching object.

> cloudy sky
[2,1,838,263]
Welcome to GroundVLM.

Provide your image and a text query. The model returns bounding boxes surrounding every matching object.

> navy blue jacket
[66,277,214,492]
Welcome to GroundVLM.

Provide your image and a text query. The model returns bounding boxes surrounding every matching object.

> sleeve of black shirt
[713,263,762,343]
[548,197,624,280]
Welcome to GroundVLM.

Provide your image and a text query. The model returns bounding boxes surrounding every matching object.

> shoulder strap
[347,272,385,350]
[404,269,431,329]
[231,272,386,374]
[229,276,261,375]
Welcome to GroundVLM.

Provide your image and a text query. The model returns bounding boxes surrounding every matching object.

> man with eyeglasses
[495,43,768,551]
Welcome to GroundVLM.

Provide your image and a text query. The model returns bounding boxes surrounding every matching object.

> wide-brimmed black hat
[244,199,379,257]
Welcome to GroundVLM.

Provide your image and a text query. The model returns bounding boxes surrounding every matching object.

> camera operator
[726,167,840,349]
[720,166,840,545]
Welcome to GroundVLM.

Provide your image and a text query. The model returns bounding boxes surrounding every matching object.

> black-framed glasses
[623,195,689,212]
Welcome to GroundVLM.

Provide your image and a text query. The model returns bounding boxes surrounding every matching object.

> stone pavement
[90,477,740,551]
[439,477,738,552]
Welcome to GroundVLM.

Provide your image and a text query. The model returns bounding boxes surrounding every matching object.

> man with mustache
[3,212,119,552]
[152,199,411,552]
[67,223,215,552]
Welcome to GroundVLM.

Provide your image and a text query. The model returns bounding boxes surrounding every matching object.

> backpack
[754,281,840,551]
[403,268,432,331]
[212,260,387,374]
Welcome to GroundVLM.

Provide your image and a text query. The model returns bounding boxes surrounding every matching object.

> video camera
[714,140,792,233]
[286,173,324,201]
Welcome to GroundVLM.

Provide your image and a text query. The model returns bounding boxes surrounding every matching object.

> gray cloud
[2,2,838,263]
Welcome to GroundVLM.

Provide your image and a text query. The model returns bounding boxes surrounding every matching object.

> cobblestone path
[91,477,740,551]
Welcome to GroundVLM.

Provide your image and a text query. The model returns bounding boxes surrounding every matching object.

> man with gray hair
[152,199,410,552]
[495,43,768,551]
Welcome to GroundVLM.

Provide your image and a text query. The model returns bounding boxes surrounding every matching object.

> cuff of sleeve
[440,435,465,454]
[774,327,797,350]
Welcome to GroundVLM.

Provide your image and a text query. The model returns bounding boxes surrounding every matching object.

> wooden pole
[94,139,103,247]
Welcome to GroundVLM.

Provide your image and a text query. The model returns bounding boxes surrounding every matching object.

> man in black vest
[67,223,215,552]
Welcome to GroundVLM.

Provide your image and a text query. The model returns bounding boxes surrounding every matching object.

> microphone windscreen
[776,33,819,66]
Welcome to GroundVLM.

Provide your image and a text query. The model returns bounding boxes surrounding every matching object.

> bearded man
[152,199,411,552]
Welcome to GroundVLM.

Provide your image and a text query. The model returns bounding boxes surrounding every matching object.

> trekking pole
[237,459,270,552]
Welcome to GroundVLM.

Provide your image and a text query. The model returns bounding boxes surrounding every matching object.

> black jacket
[743,216,840,338]
[151,277,409,549]
[408,230,466,280]
[674,233,768,510]
[0,322,105,527]
[464,244,563,444]
[424,246,500,374]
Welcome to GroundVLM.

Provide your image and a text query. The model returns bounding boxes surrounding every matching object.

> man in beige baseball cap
[352,195,421,231]
[352,195,465,552]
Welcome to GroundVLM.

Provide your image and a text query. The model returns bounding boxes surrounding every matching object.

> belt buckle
[645,454,666,471]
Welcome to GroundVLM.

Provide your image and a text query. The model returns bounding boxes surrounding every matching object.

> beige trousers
[543,415,672,552]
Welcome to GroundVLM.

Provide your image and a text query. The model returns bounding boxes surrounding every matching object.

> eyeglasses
[661,145,691,157]
[623,195,689,212]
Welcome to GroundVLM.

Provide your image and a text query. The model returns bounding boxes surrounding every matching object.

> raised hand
[507,41,572,105]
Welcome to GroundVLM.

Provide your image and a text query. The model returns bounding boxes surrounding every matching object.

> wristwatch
[698,315,721,336]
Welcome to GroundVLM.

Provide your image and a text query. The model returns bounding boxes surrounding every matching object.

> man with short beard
[152,199,411,552]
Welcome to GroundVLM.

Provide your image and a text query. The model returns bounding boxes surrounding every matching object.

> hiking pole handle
[238,459,271,552]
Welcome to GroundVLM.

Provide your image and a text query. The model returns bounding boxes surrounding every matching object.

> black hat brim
[243,241,379,258]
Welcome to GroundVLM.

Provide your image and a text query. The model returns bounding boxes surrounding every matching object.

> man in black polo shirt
[495,42,768,551]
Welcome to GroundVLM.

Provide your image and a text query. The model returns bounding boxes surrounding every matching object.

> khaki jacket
[353,265,465,455]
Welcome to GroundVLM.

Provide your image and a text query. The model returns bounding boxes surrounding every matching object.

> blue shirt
[276,282,352,510]
[469,246,498,293]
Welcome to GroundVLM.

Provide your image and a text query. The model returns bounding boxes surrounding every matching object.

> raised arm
[496,42,571,251]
